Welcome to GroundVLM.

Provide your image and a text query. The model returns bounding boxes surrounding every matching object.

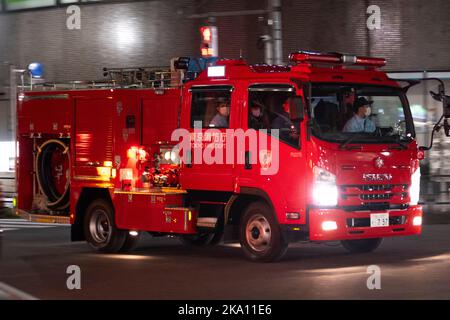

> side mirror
[444,119,450,137]
[444,95,450,119]
[429,86,450,118]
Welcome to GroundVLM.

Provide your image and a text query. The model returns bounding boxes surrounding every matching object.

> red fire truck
[15,51,450,261]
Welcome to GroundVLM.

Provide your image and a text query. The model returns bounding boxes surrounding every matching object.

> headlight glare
[409,167,421,205]
[312,167,338,206]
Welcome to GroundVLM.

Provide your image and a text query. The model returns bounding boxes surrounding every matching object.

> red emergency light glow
[201,27,212,42]
[289,51,386,68]
[201,47,214,57]
[127,146,148,161]
[127,146,138,160]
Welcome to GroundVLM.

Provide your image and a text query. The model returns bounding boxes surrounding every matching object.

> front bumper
[308,205,422,241]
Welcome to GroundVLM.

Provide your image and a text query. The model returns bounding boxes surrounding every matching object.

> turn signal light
[286,212,300,220]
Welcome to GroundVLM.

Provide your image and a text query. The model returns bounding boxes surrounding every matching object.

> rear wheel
[239,202,288,262]
[341,238,383,253]
[179,232,222,246]
[84,199,126,253]
[120,232,141,252]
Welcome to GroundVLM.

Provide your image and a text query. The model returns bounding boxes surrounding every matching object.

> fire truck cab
[15,51,450,262]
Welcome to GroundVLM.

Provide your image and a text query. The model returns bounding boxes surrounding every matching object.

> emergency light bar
[289,51,386,68]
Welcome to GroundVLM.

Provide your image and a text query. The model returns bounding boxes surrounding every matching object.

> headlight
[412,216,422,226]
[409,167,421,205]
[312,166,338,206]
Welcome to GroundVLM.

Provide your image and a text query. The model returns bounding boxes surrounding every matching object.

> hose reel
[35,139,70,211]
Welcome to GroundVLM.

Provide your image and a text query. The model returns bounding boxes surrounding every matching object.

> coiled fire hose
[35,139,70,211]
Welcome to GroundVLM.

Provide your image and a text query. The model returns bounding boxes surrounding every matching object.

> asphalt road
[0,219,450,300]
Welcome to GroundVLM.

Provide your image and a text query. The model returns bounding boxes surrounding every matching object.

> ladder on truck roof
[17,61,201,92]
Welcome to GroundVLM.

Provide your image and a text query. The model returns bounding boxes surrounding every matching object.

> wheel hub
[246,214,271,252]
[89,209,112,244]
[251,227,260,239]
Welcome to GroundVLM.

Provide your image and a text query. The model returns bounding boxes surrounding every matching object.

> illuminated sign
[207,66,225,77]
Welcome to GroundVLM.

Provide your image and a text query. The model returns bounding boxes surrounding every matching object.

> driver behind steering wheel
[343,97,376,133]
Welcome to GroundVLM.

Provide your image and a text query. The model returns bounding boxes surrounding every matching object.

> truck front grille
[359,193,393,201]
[359,184,393,191]
[339,184,409,206]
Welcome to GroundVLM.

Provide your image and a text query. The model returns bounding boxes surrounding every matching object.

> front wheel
[84,199,126,253]
[239,202,288,262]
[341,238,383,254]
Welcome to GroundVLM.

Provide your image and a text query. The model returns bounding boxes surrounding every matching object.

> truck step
[17,210,70,225]
[196,217,218,228]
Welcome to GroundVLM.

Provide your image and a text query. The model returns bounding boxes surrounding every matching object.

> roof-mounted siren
[289,51,386,69]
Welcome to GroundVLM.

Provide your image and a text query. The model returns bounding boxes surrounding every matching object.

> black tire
[179,232,221,246]
[179,213,224,246]
[341,238,383,254]
[84,199,126,253]
[239,202,288,262]
[120,232,141,252]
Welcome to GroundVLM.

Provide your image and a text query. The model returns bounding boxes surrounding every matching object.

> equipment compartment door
[74,97,115,178]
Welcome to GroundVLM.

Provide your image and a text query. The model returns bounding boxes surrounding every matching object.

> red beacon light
[289,51,386,68]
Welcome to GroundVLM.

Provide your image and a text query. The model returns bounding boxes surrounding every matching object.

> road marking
[0,219,68,232]
[0,221,61,226]
[0,282,38,300]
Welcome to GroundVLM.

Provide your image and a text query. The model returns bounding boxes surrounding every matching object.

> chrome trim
[188,85,234,92]
[22,94,69,101]
[248,84,295,92]
[113,188,187,196]
[73,175,111,182]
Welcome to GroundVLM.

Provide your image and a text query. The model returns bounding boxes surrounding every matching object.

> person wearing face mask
[209,102,230,128]
[249,102,269,130]
[342,97,376,133]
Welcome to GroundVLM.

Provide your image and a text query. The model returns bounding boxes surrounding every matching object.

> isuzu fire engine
[15,51,450,261]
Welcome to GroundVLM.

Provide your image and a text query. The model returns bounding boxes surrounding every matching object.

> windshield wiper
[339,133,363,150]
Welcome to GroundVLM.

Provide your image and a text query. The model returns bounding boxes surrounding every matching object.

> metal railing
[18,67,200,92]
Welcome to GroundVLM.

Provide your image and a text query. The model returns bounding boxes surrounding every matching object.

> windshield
[310,83,414,144]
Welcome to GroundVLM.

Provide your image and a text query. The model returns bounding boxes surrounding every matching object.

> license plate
[370,213,389,227]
